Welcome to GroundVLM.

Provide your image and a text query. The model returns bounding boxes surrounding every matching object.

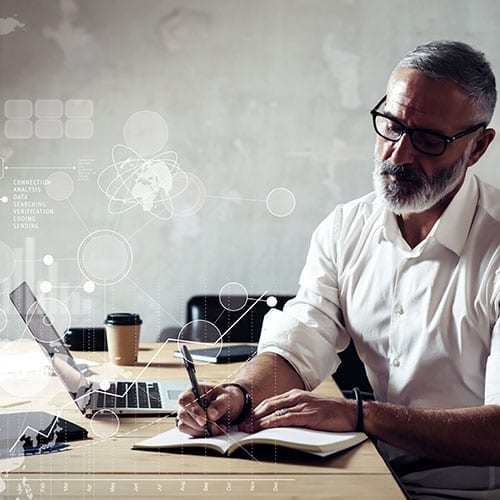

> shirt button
[394,305,404,315]
[392,358,401,367]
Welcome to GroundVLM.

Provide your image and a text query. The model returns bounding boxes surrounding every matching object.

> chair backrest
[333,341,373,396]
[183,294,374,396]
[185,295,293,343]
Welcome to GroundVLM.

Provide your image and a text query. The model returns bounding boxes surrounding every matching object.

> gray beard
[372,150,470,215]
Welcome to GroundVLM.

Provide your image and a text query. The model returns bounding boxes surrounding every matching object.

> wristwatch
[222,383,253,425]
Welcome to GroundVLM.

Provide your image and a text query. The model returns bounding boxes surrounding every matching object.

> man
[178,41,500,497]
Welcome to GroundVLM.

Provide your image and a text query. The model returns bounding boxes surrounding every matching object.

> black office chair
[172,294,373,396]
[334,341,374,399]
[184,294,293,343]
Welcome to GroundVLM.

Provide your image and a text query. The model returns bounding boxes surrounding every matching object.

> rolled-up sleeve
[258,209,350,390]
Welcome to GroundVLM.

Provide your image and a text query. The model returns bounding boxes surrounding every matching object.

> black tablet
[173,344,257,364]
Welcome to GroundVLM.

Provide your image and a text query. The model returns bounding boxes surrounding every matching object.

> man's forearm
[231,354,500,466]
[234,352,305,407]
[364,401,500,465]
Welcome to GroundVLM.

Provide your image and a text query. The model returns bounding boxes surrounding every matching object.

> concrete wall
[1,0,499,341]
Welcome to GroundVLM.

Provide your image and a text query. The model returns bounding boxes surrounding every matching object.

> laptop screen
[9,282,91,413]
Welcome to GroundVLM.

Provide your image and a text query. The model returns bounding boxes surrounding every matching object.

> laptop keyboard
[94,382,163,409]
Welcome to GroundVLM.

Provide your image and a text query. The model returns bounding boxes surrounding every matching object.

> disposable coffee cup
[104,313,142,365]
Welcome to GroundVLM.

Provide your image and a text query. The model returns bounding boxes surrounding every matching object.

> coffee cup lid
[104,313,142,326]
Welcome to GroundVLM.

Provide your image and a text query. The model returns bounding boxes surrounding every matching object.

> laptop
[9,282,187,416]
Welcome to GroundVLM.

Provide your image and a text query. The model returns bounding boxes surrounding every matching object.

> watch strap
[222,383,253,425]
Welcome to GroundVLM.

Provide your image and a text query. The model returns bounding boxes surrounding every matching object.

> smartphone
[173,344,257,364]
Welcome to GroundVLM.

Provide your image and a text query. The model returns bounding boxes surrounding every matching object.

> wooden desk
[0,341,404,498]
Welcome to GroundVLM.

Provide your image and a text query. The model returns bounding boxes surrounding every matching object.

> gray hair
[396,40,497,124]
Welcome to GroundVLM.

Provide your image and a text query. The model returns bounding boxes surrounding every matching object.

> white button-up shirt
[258,172,500,495]
[259,171,500,408]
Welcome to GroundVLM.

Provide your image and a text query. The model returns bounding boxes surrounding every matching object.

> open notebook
[133,426,367,458]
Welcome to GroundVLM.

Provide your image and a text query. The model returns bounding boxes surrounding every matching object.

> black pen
[181,345,211,437]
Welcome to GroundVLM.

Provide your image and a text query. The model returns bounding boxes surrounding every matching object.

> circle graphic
[123,110,169,156]
[45,171,74,201]
[0,340,52,397]
[177,321,223,365]
[77,230,133,286]
[90,409,120,439]
[266,296,278,308]
[219,282,248,312]
[266,187,296,217]
[0,242,15,282]
[99,380,111,391]
[0,308,7,333]
[43,254,54,266]
[83,281,95,293]
[26,297,72,345]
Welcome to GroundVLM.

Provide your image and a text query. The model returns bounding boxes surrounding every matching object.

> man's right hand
[177,383,246,436]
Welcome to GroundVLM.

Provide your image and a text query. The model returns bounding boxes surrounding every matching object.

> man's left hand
[239,389,358,433]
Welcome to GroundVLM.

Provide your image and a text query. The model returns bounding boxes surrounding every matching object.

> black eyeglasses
[370,96,486,156]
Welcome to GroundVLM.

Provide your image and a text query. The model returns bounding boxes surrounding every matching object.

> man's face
[373,68,478,215]
[373,143,471,215]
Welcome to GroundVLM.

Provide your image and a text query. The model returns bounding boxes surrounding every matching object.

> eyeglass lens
[374,115,446,155]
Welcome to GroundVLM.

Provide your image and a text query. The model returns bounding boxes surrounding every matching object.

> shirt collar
[380,208,402,246]
[379,171,478,256]
[432,171,477,256]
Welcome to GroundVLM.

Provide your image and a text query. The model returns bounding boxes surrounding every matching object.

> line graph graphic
[5,290,270,460]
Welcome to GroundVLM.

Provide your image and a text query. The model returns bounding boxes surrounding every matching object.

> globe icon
[98,144,191,220]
